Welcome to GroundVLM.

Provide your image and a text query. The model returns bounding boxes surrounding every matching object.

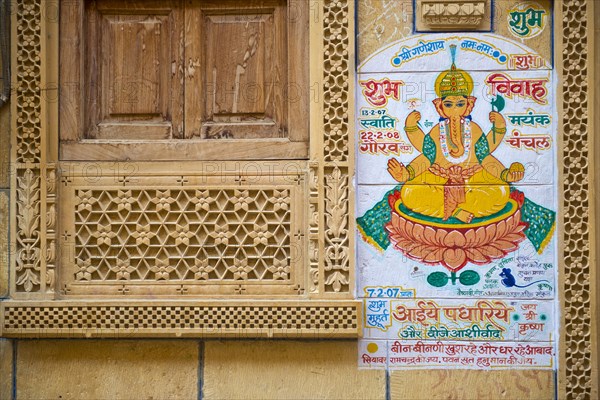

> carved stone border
[3,0,359,337]
[561,1,595,397]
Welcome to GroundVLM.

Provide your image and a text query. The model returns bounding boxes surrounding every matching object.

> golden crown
[434,45,473,98]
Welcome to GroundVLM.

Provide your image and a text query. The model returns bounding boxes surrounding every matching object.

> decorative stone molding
[416,0,491,31]
[321,0,354,295]
[11,0,56,296]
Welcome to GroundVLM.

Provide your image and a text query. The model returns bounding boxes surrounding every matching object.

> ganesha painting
[357,38,556,288]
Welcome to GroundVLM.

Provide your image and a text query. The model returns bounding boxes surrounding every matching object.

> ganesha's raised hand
[405,111,421,128]
[387,158,410,183]
[489,111,506,129]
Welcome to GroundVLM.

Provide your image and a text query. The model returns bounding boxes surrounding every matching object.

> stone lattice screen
[0,0,597,397]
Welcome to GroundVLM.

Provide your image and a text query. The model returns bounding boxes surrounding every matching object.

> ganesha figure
[387,45,524,223]
[357,45,556,281]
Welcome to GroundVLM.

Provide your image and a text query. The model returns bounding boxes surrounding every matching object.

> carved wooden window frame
[2,0,359,338]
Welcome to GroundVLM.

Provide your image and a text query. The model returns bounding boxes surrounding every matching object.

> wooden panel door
[199,2,287,140]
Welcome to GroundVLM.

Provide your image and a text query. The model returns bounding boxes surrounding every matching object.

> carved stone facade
[416,0,491,31]
[561,1,593,397]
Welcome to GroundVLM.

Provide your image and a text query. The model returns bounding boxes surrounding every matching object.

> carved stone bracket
[416,0,491,31]
[562,1,593,397]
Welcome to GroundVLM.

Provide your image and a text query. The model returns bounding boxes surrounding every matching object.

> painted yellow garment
[400,169,510,219]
